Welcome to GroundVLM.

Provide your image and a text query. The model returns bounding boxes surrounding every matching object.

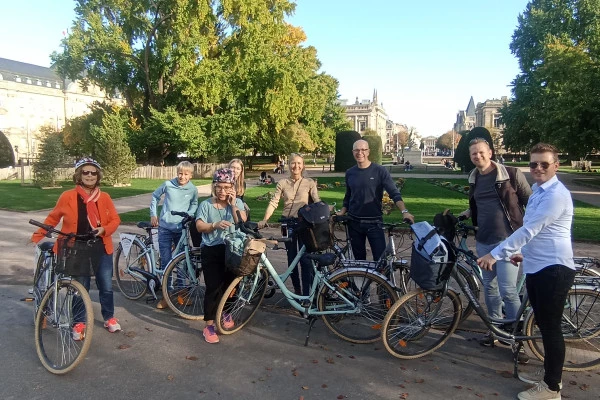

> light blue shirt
[196,198,245,246]
[150,178,198,232]
[490,175,574,274]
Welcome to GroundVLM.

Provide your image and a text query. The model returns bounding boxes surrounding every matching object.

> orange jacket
[31,188,121,254]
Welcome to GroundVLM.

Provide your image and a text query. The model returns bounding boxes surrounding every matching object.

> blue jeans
[476,241,521,320]
[348,219,386,261]
[158,226,182,270]
[526,265,576,391]
[285,226,314,296]
[74,251,115,322]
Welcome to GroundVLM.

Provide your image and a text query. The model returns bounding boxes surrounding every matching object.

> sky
[0,0,529,138]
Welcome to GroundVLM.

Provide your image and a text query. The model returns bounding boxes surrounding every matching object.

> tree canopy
[52,0,348,165]
[502,0,600,158]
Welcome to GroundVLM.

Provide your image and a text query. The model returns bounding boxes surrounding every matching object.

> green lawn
[0,179,211,211]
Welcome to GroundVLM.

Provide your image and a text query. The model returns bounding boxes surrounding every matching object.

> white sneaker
[519,368,562,390]
[517,380,561,400]
[104,317,121,333]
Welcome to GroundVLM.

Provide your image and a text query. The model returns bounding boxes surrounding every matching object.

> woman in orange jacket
[32,158,122,339]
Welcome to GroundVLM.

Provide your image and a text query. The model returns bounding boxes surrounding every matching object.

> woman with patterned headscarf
[195,168,247,344]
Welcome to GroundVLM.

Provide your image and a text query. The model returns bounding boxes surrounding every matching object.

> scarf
[76,185,101,229]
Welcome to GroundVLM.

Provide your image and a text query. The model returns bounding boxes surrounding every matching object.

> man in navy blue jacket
[338,139,414,260]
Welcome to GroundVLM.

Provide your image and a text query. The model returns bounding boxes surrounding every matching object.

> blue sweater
[343,163,403,219]
[150,178,198,232]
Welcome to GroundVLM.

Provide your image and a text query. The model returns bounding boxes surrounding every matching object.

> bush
[0,132,15,167]
[334,131,361,172]
[363,135,382,164]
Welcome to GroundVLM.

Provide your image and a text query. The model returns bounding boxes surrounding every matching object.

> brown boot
[156,298,168,309]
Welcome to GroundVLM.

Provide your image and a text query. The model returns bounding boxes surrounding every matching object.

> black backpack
[297,201,332,253]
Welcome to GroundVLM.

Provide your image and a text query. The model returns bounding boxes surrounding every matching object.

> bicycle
[113,211,205,319]
[29,219,98,374]
[381,235,600,377]
[214,213,399,344]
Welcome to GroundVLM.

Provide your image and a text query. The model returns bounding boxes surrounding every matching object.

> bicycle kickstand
[512,341,523,378]
[304,317,317,346]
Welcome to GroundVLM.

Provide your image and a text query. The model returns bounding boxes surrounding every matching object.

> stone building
[339,89,388,148]
[421,135,438,157]
[0,57,121,164]
[386,120,408,153]
[453,96,476,133]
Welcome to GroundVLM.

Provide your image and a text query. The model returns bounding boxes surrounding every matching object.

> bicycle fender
[328,266,389,283]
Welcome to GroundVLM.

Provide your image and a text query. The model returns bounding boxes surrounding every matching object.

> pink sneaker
[104,317,121,333]
[203,325,219,344]
[72,323,86,341]
[222,313,235,330]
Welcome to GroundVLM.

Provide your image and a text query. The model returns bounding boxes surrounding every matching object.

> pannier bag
[56,236,102,276]
[297,201,333,253]
[224,231,266,276]
[409,221,453,291]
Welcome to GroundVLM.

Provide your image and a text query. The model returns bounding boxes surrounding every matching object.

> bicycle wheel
[33,252,54,316]
[318,269,399,344]
[524,287,600,371]
[35,279,94,374]
[114,238,150,300]
[215,266,268,334]
[162,250,205,320]
[382,289,462,359]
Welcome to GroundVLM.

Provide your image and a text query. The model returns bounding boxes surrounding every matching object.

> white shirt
[490,175,574,274]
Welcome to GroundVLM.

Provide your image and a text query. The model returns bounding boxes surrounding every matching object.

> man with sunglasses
[459,132,532,351]
[478,143,575,400]
[338,139,414,261]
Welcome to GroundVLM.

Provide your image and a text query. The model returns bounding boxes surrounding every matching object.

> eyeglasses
[82,170,98,176]
[528,161,553,169]
[215,185,232,191]
[469,138,489,146]
[353,148,369,153]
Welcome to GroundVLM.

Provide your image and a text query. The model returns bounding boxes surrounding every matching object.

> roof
[0,57,63,84]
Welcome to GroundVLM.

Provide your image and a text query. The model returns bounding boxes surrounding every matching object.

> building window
[493,115,501,128]
[359,121,366,132]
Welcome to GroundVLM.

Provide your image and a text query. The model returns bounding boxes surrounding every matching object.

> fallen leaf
[349,355,355,359]
[299,397,304,400]
[399,384,406,388]
[337,395,345,399]
[336,354,343,358]
[321,384,328,388]
[579,384,589,391]
[454,386,463,389]
[186,356,198,361]
[414,378,424,384]
[325,357,335,364]
[498,370,513,378]
[302,386,309,390]
[475,393,483,398]
[266,367,272,371]
[569,380,577,385]
[400,366,407,370]
[167,375,174,381]
[124,331,136,338]
[293,371,299,376]
[145,327,153,332]
[117,344,131,350]
[400,394,409,399]
[311,360,319,364]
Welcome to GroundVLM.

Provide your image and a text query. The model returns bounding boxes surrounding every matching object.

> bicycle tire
[382,289,462,359]
[317,269,399,344]
[33,251,54,316]
[524,287,600,371]
[215,266,268,334]
[114,238,151,300]
[35,279,94,374]
[162,250,205,320]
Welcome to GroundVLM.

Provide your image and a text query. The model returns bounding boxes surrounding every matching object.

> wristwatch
[401,209,409,214]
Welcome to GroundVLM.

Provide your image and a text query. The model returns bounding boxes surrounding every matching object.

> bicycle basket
[56,236,102,276]
[224,232,266,276]
[409,221,454,291]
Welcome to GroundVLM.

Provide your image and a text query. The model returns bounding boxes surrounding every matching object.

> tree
[33,128,69,187]
[0,131,15,168]
[436,130,461,151]
[90,109,137,186]
[53,1,344,165]
[502,0,600,158]
[454,127,495,173]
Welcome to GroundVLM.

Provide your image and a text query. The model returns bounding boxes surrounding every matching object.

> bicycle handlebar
[170,210,196,225]
[29,219,99,240]
[235,210,263,239]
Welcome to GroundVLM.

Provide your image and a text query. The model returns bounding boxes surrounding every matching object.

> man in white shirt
[478,143,575,400]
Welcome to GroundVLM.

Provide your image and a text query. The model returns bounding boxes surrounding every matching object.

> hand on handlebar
[257,220,268,229]
[402,212,415,225]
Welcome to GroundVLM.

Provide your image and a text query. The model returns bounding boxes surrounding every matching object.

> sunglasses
[82,170,98,176]
[528,161,553,169]
[469,138,490,146]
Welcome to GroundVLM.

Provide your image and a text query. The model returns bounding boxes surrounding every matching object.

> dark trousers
[348,219,385,261]
[201,244,235,322]
[284,229,314,296]
[526,264,576,391]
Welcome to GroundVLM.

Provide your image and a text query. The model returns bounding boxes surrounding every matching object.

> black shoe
[517,348,530,365]
[479,331,497,347]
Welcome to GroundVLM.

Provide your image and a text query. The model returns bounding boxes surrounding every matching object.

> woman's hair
[228,158,245,197]
[288,153,305,177]
[73,164,103,187]
[177,161,194,174]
